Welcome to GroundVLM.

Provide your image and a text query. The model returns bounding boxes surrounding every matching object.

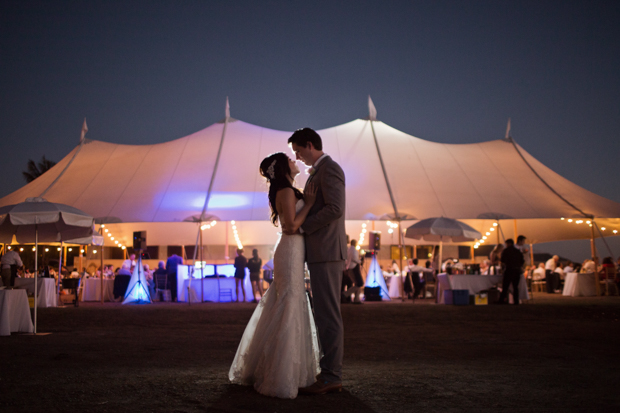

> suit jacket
[301,155,347,263]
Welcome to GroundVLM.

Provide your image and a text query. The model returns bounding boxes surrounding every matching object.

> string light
[45,248,49,252]
[486,232,490,236]
[560,217,618,234]
[232,221,243,249]
[567,219,573,222]
[20,248,24,252]
[493,223,498,227]
[7,246,11,250]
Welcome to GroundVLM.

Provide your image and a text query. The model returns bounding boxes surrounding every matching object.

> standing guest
[406,258,434,300]
[234,249,247,302]
[545,255,559,293]
[166,253,183,302]
[113,264,132,301]
[1,248,23,287]
[344,240,364,304]
[247,249,263,303]
[498,239,524,305]
[488,244,504,274]
[516,235,530,268]
[122,253,137,269]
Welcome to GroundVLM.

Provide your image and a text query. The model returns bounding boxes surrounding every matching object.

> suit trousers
[499,269,521,304]
[308,261,345,383]
[545,269,557,293]
[1,268,11,287]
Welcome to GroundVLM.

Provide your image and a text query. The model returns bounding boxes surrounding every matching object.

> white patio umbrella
[404,217,482,271]
[0,197,94,333]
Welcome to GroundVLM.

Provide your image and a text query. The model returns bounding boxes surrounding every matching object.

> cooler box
[475,292,488,305]
[453,289,469,305]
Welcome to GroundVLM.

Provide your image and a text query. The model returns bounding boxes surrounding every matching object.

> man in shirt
[545,255,559,293]
[344,239,363,304]
[499,239,525,305]
[166,254,183,302]
[516,235,530,268]
[405,258,435,300]
[1,248,23,287]
[122,253,136,270]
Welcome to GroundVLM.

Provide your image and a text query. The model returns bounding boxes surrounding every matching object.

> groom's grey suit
[301,155,347,383]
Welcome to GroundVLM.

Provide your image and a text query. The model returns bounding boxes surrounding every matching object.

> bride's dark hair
[259,152,303,225]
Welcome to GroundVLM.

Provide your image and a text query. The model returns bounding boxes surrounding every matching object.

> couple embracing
[228,128,347,399]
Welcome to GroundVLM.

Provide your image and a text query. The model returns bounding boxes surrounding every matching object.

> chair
[600,267,618,296]
[154,273,171,302]
[423,272,436,299]
[436,273,452,304]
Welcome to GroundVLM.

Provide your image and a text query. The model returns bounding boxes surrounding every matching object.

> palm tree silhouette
[23,156,56,183]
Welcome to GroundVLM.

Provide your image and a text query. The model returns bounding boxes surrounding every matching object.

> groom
[287,127,347,395]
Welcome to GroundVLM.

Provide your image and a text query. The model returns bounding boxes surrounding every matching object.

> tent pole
[225,222,229,264]
[496,220,500,244]
[591,220,601,296]
[200,225,204,303]
[513,220,518,240]
[34,225,38,334]
[529,243,534,267]
[100,227,104,304]
[58,242,63,306]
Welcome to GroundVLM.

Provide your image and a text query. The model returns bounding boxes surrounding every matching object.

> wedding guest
[489,244,504,274]
[234,249,247,302]
[516,235,530,268]
[563,261,574,274]
[545,255,559,293]
[152,261,167,300]
[113,264,132,301]
[1,248,23,287]
[580,258,596,273]
[498,239,524,305]
[247,249,263,303]
[344,240,363,304]
[405,258,434,300]
[166,253,183,302]
[532,263,546,280]
[599,257,615,280]
[122,253,137,269]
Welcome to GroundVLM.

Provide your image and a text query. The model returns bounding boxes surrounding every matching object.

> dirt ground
[1,294,620,413]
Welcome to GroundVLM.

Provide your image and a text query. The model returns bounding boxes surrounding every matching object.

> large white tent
[1,105,619,250]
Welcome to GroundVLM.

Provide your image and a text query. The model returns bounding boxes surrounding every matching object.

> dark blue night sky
[1,0,619,259]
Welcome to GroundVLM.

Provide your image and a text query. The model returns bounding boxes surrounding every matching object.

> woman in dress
[229,152,321,399]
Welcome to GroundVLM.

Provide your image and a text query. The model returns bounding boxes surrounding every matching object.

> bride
[228,152,321,399]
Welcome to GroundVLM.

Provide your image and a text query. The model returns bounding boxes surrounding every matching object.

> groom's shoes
[298,380,343,395]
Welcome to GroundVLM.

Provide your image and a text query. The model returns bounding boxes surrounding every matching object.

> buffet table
[437,273,529,304]
[81,278,115,302]
[13,278,57,308]
[0,289,34,336]
[562,272,597,297]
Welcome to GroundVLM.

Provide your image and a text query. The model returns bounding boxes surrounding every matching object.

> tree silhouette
[23,156,56,183]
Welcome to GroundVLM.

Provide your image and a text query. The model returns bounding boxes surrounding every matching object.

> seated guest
[581,259,596,273]
[554,262,565,280]
[563,261,574,274]
[599,257,615,279]
[151,261,167,299]
[113,264,132,301]
[532,263,546,280]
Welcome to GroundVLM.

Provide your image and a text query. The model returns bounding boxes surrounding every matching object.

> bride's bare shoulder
[275,187,295,200]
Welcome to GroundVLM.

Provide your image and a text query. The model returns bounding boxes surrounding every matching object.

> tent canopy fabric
[405,217,482,243]
[1,118,619,246]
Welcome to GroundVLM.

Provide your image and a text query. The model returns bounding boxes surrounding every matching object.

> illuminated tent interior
[1,101,619,258]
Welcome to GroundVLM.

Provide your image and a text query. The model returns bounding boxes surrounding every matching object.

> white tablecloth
[437,273,529,304]
[178,277,255,302]
[13,278,57,308]
[81,278,115,302]
[562,272,596,297]
[0,289,34,336]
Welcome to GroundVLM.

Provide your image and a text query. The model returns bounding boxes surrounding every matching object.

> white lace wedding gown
[229,200,321,399]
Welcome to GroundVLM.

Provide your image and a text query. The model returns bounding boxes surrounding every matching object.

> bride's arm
[277,185,316,234]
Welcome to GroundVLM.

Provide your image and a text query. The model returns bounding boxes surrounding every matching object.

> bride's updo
[260,152,303,225]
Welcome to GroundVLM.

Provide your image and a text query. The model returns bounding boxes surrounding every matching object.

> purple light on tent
[157,191,266,210]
